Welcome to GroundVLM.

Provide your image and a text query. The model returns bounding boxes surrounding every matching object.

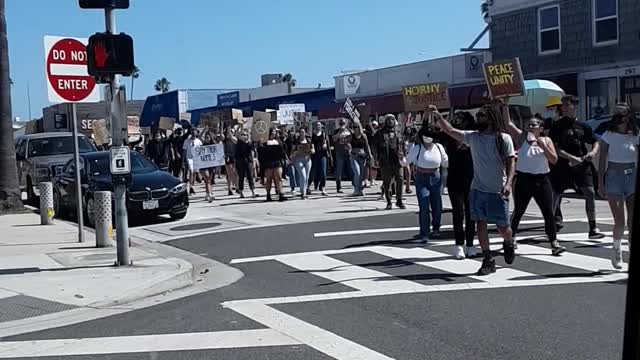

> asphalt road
[3,212,627,360]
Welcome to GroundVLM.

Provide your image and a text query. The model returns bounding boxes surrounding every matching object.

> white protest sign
[343,98,360,123]
[278,104,305,125]
[192,144,225,170]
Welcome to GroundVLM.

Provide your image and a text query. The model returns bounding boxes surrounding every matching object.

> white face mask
[423,136,433,144]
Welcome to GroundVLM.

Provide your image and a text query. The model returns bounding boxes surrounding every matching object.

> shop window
[621,76,640,116]
[593,0,618,46]
[586,78,617,119]
[538,5,561,55]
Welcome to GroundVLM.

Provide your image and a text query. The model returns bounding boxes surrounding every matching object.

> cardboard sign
[92,118,110,145]
[343,98,360,123]
[252,111,272,142]
[180,112,192,123]
[193,144,225,170]
[278,104,305,125]
[159,117,175,130]
[483,58,525,99]
[294,112,312,131]
[402,82,450,111]
[127,116,140,135]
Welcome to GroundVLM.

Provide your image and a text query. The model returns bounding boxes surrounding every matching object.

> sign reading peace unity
[251,111,272,142]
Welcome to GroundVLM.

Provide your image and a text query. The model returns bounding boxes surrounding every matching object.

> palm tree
[481,0,493,23]
[154,77,170,93]
[130,66,139,100]
[282,73,296,93]
[0,0,23,213]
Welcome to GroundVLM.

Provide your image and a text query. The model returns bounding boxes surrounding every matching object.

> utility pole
[104,5,130,266]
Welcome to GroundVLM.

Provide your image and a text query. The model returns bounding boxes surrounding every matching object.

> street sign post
[44,35,100,244]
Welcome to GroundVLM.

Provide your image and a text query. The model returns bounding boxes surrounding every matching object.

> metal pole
[105,6,130,265]
[71,102,85,243]
[94,191,113,248]
[622,149,640,359]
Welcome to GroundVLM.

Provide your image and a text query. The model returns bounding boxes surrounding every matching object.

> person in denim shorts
[431,103,517,276]
[597,111,639,269]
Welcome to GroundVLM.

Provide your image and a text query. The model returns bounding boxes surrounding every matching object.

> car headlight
[169,183,187,194]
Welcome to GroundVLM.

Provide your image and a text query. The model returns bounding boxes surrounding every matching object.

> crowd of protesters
[125,95,636,275]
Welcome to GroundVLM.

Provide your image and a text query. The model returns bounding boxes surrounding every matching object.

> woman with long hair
[291,128,315,199]
[197,130,215,203]
[350,123,373,196]
[261,129,288,202]
[598,113,638,269]
[407,125,448,243]
[504,111,565,256]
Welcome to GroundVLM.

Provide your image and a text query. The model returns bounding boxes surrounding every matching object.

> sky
[6,0,489,120]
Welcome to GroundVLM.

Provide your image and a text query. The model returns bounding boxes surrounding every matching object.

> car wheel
[85,197,96,228]
[170,211,187,221]
[26,177,37,206]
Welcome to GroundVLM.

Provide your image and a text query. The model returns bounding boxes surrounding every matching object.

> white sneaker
[612,246,623,270]
[454,246,465,260]
[205,194,212,203]
[209,192,215,201]
[466,246,477,258]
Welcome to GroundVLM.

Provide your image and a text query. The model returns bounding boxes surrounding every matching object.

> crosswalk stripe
[0,329,300,358]
[230,246,388,264]
[276,253,427,292]
[514,243,628,272]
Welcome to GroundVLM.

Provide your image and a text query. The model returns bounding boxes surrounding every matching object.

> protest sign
[294,112,312,132]
[159,117,175,130]
[192,144,225,171]
[92,119,109,145]
[180,112,192,123]
[127,116,140,135]
[483,58,525,98]
[252,111,272,142]
[278,104,305,125]
[402,82,450,112]
[200,112,220,131]
[343,98,360,123]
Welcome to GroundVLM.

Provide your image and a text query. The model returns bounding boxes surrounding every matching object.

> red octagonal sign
[44,36,99,103]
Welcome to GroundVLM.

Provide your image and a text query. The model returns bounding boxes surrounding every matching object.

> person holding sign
[198,131,217,203]
[291,128,315,200]
[235,131,257,199]
[349,123,373,196]
[332,118,353,194]
[145,130,173,171]
[260,129,289,202]
[432,104,517,276]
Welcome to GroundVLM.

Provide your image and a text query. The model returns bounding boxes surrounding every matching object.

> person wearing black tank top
[310,122,329,196]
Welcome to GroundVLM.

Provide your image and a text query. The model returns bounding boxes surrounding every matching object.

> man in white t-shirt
[182,129,202,195]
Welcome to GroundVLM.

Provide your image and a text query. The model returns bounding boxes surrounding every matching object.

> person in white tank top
[505,113,566,256]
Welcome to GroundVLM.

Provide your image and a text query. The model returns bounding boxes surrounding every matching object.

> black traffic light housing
[79,0,129,9]
[87,32,135,80]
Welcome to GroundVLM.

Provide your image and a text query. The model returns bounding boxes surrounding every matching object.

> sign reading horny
[402,82,450,111]
[483,58,525,99]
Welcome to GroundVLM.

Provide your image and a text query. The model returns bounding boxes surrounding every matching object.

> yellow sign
[482,58,525,98]
[402,82,450,111]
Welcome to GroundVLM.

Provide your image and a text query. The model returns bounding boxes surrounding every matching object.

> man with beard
[372,114,406,210]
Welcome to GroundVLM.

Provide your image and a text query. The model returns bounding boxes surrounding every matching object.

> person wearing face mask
[291,128,315,199]
[198,131,216,202]
[223,127,239,196]
[549,95,604,239]
[169,128,186,178]
[350,123,373,196]
[372,114,406,210]
[407,127,448,244]
[235,131,257,198]
[145,130,172,171]
[434,103,516,276]
[310,122,329,196]
[332,118,353,194]
[182,129,203,195]
[504,112,565,256]
[444,111,477,259]
[597,113,639,269]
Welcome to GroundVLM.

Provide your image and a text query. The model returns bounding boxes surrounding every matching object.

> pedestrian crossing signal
[87,33,135,79]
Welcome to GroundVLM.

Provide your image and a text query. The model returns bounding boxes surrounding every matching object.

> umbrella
[510,80,565,116]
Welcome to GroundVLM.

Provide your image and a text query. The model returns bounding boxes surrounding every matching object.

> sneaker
[420,236,429,244]
[278,194,287,202]
[431,230,441,239]
[205,194,211,203]
[210,192,216,201]
[240,192,245,199]
[321,190,329,196]
[228,190,233,196]
[396,202,406,210]
[385,203,393,210]
[405,188,412,194]
[589,229,605,240]
[377,194,385,201]
[612,246,623,270]
[466,246,477,258]
[306,189,312,196]
[503,240,516,265]
[454,246,465,260]
[189,188,196,195]
[551,241,566,256]
[477,257,496,276]
[337,189,344,194]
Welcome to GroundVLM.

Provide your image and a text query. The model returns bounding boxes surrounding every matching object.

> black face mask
[476,122,490,132]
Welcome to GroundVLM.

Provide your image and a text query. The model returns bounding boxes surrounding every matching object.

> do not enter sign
[44,35,100,103]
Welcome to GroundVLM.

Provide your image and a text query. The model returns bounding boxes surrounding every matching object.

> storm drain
[170,222,222,232]
[0,295,76,322]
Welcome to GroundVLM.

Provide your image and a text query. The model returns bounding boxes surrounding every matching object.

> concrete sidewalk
[0,212,194,331]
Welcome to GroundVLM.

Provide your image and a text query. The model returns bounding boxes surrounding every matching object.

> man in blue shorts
[431,103,516,275]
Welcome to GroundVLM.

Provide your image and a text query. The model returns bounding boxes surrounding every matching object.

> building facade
[489,0,640,119]
[41,100,145,136]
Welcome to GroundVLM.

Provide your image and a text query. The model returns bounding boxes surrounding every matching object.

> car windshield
[87,153,157,176]
[28,137,95,157]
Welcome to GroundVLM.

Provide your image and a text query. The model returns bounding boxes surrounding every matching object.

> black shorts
[551,163,593,192]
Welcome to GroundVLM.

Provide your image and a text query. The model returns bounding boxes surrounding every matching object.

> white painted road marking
[0,329,300,358]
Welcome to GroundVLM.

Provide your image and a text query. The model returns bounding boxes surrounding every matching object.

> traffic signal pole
[104,6,130,266]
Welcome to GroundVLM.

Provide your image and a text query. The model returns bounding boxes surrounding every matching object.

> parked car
[53,151,188,227]
[15,132,97,204]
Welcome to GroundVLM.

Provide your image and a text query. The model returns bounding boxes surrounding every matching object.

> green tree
[0,0,23,214]
[154,77,170,93]
[130,66,140,100]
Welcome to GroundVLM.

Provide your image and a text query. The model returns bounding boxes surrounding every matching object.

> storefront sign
[344,74,361,95]
[402,82,451,111]
[217,91,240,107]
[252,111,272,142]
[193,144,225,170]
[483,58,525,99]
